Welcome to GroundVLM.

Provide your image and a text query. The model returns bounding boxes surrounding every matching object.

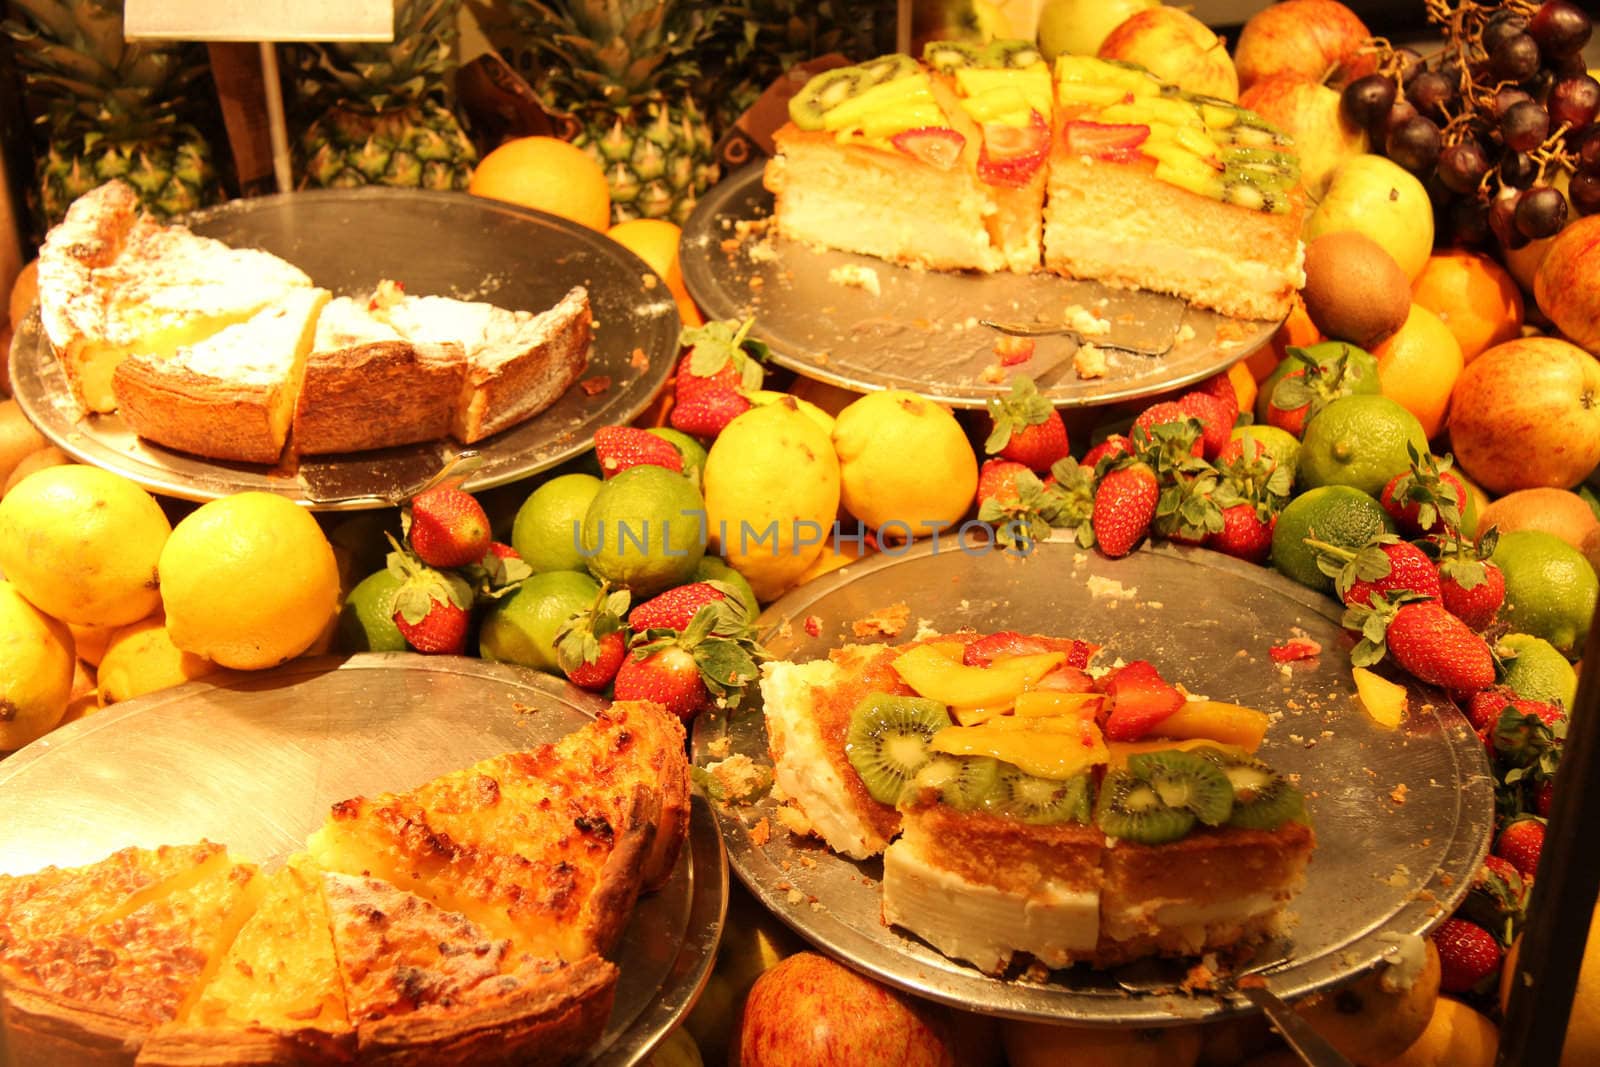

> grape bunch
[1339,0,1597,250]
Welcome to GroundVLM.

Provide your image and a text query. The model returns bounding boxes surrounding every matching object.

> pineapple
[1,0,221,228]
[505,0,718,225]
[290,0,477,190]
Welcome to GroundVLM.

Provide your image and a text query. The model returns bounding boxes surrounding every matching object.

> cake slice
[112,287,331,464]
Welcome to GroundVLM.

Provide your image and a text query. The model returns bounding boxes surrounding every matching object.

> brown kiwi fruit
[1300,231,1412,350]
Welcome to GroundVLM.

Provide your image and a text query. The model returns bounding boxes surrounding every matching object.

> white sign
[124,0,392,42]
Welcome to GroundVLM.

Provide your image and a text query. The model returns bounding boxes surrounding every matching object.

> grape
[1447,198,1492,247]
[1494,87,1535,119]
[1530,0,1592,59]
[1501,100,1551,152]
[1392,47,1425,86]
[1516,185,1569,239]
[1490,34,1543,82]
[1553,52,1590,79]
[1437,139,1490,195]
[1341,74,1397,129]
[1482,13,1530,55]
[1574,127,1600,173]
[1406,70,1457,122]
[1500,150,1538,188]
[1549,75,1600,132]
[1490,193,1529,249]
[1572,172,1600,215]
[1387,115,1442,174]
[1383,98,1420,139]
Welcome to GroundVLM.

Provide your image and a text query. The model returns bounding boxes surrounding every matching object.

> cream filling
[1040,227,1292,298]
[1100,889,1280,947]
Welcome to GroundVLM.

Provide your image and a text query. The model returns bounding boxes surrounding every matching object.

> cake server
[978,303,1189,359]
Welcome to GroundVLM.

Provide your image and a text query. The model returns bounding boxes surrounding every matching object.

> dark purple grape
[1392,47,1425,86]
[1387,115,1442,174]
[1490,34,1543,82]
[1494,87,1535,119]
[1530,0,1593,59]
[1501,100,1552,152]
[1572,171,1600,215]
[1553,51,1591,79]
[1341,74,1397,129]
[1515,185,1569,238]
[1438,139,1491,194]
[1406,70,1457,122]
[1482,13,1530,55]
[1383,98,1420,140]
[1447,198,1492,247]
[1550,75,1600,131]
[1500,150,1538,188]
[1490,192,1530,249]
[1574,126,1600,173]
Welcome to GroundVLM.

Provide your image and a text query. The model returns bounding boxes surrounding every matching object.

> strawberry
[977,109,1050,185]
[1192,370,1240,427]
[1152,470,1223,545]
[1061,120,1150,162]
[1495,817,1546,880]
[386,539,475,654]
[1432,918,1503,993]
[1081,434,1133,472]
[555,584,631,691]
[1458,857,1527,949]
[629,581,739,634]
[1175,391,1234,460]
[1307,536,1442,608]
[977,460,1074,553]
[1208,503,1276,564]
[393,596,469,654]
[891,126,966,169]
[1465,685,1537,732]
[1264,342,1378,438]
[1379,446,1468,536]
[594,425,684,477]
[1440,559,1505,632]
[569,630,626,690]
[407,484,491,568]
[1092,461,1159,558]
[613,644,711,720]
[977,458,1033,507]
[614,608,765,720]
[963,631,1099,669]
[675,318,766,397]
[670,386,750,437]
[984,376,1070,472]
[1131,402,1204,457]
[1100,660,1186,741]
[483,542,520,562]
[1375,600,1496,693]
[1214,436,1294,510]
[1534,779,1555,817]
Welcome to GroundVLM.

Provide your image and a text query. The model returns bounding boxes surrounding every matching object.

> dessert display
[764,45,1305,320]
[0,701,689,1066]
[760,630,1314,974]
[33,181,593,464]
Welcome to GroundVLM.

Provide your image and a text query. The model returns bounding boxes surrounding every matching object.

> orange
[468,136,611,232]
[1411,251,1522,364]
[1371,302,1462,440]
[1226,360,1258,416]
[606,218,704,327]
[8,259,37,331]
[1253,292,1321,382]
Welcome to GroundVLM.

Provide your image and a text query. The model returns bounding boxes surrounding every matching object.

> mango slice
[930,717,1108,780]
[1353,667,1406,729]
[1013,690,1104,719]
[1157,700,1270,751]
[891,646,1063,708]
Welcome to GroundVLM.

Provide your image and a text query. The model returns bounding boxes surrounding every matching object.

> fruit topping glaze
[842,633,1306,844]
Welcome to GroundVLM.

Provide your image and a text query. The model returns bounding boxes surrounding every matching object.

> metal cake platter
[679,165,1281,408]
[9,189,679,511]
[0,654,726,1066]
[691,536,1495,1025]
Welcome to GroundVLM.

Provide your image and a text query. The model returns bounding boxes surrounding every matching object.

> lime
[336,569,408,653]
[1271,485,1396,593]
[1297,395,1428,498]
[694,554,761,620]
[512,473,602,574]
[1230,424,1303,486]
[647,427,709,489]
[477,570,600,672]
[1491,530,1598,658]
[1498,633,1579,710]
[582,465,707,597]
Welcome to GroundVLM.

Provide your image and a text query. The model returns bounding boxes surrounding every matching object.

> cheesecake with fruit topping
[758,632,1314,973]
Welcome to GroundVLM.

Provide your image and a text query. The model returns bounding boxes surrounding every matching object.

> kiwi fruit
[909,755,1002,810]
[845,693,951,806]
[1126,749,1235,826]
[983,39,1044,69]
[788,69,865,130]
[1300,231,1413,350]
[984,766,1093,825]
[1193,747,1308,831]
[922,40,984,73]
[1094,769,1195,844]
[854,53,921,86]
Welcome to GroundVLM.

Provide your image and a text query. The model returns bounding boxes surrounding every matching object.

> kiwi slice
[1193,747,1308,830]
[1125,750,1235,827]
[854,53,921,86]
[984,766,1093,825]
[908,755,1002,810]
[923,40,984,73]
[788,69,865,130]
[845,693,951,805]
[983,39,1045,69]
[1094,769,1195,844]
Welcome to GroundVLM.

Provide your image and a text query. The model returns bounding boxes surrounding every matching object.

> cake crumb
[827,264,881,296]
[749,817,772,846]
[786,888,804,906]
[706,736,731,759]
[852,602,910,638]
[1063,304,1112,337]
[702,755,770,803]
[579,375,612,396]
[1381,864,1412,888]
[747,240,777,264]
[774,802,814,839]
[1073,343,1109,379]
[912,618,941,641]
[1175,323,1197,344]
[1087,575,1137,600]
[629,347,649,370]
[1390,783,1409,805]
[994,334,1035,365]
[980,362,1008,384]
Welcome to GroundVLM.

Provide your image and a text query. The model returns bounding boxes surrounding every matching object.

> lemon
[832,390,977,539]
[746,389,836,435]
[98,613,219,706]
[0,465,170,626]
[1229,424,1302,486]
[159,492,341,670]
[705,399,841,602]
[647,427,709,489]
[478,570,599,672]
[1497,633,1578,709]
[336,569,409,653]
[1491,530,1598,658]
[0,579,74,750]
[1298,394,1428,498]
[1379,996,1497,1067]
[67,621,117,668]
[1271,485,1396,593]
[582,465,706,596]
[512,473,603,574]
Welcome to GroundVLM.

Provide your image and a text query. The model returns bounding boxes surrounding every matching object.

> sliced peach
[1352,667,1406,729]
[891,645,1064,708]
[1156,700,1270,752]
[930,717,1108,780]
[1014,690,1104,719]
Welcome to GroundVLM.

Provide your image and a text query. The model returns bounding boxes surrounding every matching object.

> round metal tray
[680,165,1279,408]
[0,653,726,1066]
[691,537,1494,1025]
[10,189,679,510]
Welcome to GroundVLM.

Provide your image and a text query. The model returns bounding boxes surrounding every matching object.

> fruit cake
[759,632,1314,974]
[765,46,1306,321]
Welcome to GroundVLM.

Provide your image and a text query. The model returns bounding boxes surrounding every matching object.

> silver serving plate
[692,536,1494,1025]
[0,654,726,1066]
[679,165,1281,408]
[9,189,679,511]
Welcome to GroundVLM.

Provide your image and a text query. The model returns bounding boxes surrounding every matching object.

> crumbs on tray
[851,602,911,638]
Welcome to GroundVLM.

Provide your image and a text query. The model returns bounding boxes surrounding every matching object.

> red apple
[1098,8,1239,103]
[1535,214,1600,354]
[1447,336,1600,494]
[1234,0,1372,92]
[1238,75,1369,200]
[734,952,996,1067]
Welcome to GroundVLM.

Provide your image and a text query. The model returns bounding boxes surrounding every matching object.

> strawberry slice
[891,126,966,170]
[1062,121,1151,163]
[978,109,1051,186]
[1101,660,1185,741]
[963,631,1098,668]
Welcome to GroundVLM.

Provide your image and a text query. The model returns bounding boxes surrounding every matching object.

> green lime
[477,570,600,672]
[1229,424,1303,486]
[336,568,408,653]
[1455,468,1485,540]
[582,465,707,597]
[1297,395,1428,498]
[1491,530,1599,658]
[1498,633,1579,710]
[647,427,709,490]
[1271,485,1396,593]
[511,473,603,574]
[694,554,760,620]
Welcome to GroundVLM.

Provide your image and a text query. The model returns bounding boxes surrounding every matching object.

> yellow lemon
[67,621,117,668]
[0,579,74,750]
[746,389,835,435]
[1376,996,1496,1067]
[833,390,978,539]
[98,612,219,706]
[159,492,340,670]
[0,465,169,626]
